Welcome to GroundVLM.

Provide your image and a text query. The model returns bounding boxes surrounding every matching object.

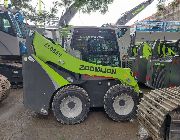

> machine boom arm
[116,0,154,25]
[32,32,140,92]
[59,3,78,26]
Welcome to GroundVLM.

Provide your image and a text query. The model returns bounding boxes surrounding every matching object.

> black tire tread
[104,84,139,122]
[52,85,90,125]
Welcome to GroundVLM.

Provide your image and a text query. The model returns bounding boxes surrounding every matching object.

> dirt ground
[0,89,147,140]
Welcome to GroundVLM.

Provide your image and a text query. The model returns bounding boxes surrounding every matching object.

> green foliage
[50,0,114,14]
[73,0,114,14]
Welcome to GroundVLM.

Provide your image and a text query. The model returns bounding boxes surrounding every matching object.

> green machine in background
[146,40,180,89]
[23,31,140,124]
[127,40,179,85]
[125,20,180,87]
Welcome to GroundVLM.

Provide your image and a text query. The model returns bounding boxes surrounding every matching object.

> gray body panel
[23,37,56,115]
[0,31,20,55]
[23,56,56,115]
[116,26,131,63]
[146,59,171,88]
[132,58,148,83]
[123,58,148,83]
[81,79,120,107]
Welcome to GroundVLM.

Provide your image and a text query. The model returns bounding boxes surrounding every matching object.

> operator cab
[69,26,130,67]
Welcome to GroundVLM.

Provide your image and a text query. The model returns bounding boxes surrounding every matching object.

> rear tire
[52,85,90,124]
[104,84,139,122]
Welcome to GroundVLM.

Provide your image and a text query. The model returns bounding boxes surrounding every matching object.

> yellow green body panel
[158,43,176,57]
[33,55,70,87]
[142,42,152,59]
[133,47,138,57]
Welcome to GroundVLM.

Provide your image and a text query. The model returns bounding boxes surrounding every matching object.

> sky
[71,0,159,26]
[70,0,174,26]
[1,0,175,26]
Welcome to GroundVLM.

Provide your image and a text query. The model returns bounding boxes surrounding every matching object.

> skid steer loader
[23,31,141,124]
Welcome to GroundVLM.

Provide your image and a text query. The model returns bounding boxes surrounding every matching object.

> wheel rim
[60,96,83,118]
[113,94,134,116]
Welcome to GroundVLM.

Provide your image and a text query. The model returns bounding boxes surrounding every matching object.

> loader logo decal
[44,43,62,57]
[79,65,116,74]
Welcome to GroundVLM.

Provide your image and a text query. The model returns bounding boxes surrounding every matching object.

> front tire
[104,84,139,122]
[52,85,90,124]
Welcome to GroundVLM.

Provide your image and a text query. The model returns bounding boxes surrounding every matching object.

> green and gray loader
[125,21,180,88]
[23,28,141,124]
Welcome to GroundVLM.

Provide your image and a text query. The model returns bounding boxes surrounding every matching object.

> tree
[11,0,114,25]
[59,0,114,26]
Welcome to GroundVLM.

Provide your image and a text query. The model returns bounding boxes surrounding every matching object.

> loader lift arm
[116,0,154,25]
